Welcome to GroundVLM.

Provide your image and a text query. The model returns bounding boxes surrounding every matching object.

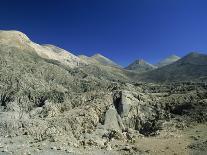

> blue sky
[1,0,207,66]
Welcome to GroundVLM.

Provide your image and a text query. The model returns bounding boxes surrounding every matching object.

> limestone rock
[104,106,121,131]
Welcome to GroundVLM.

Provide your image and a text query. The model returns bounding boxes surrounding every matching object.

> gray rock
[104,106,121,131]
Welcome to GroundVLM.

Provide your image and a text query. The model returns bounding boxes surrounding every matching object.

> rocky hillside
[0,30,85,68]
[138,52,207,82]
[125,59,157,73]
[155,55,180,67]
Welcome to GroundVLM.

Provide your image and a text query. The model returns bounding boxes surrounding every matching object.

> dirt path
[134,123,207,155]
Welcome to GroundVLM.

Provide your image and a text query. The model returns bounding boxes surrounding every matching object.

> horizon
[1,0,207,66]
[0,29,205,67]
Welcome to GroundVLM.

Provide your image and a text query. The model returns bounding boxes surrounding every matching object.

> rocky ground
[0,81,207,155]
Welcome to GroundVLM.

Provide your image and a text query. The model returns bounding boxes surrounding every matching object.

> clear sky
[0,0,207,66]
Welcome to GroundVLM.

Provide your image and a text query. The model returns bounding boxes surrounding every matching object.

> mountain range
[0,30,207,83]
[138,52,207,82]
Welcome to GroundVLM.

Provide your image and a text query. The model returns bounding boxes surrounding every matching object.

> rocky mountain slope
[125,59,157,73]
[0,30,85,68]
[0,30,207,155]
[155,55,180,67]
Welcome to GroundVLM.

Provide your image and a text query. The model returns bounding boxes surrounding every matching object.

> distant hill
[155,55,180,67]
[138,52,207,82]
[125,59,157,73]
[90,53,121,68]
[78,53,122,68]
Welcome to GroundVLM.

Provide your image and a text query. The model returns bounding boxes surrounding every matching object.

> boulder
[104,106,121,131]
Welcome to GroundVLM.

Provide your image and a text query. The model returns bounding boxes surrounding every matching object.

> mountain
[138,52,207,82]
[155,55,180,67]
[0,30,84,68]
[90,53,121,67]
[125,59,157,73]
[0,30,133,83]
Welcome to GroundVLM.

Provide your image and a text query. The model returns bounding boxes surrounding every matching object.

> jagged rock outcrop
[112,90,163,136]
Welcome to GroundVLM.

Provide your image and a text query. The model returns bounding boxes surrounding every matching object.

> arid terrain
[0,30,207,155]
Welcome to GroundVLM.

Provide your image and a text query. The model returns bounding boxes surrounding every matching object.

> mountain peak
[0,30,31,47]
[168,54,180,59]
[0,30,30,39]
[140,52,207,82]
[91,53,121,67]
[155,54,180,67]
[92,53,107,58]
[185,52,202,57]
[133,59,147,65]
[125,59,156,73]
[180,52,207,65]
